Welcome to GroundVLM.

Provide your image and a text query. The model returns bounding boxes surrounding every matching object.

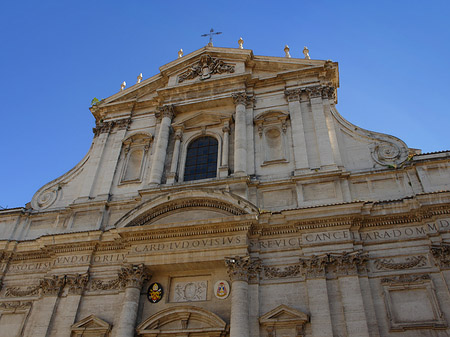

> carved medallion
[214,280,230,299]
[147,282,163,303]
[173,281,207,302]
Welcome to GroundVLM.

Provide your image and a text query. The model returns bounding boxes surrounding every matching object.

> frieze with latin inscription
[132,235,246,254]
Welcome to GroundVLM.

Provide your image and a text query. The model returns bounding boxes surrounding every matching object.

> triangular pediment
[71,314,111,332]
[173,110,232,130]
[260,304,309,326]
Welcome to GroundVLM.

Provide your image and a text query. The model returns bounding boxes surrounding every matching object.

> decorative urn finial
[120,81,126,91]
[303,46,310,59]
[137,73,143,84]
[238,37,244,49]
[178,49,183,58]
[284,45,291,58]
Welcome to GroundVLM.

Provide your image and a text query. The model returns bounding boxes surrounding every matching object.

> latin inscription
[302,219,450,244]
[250,238,301,250]
[133,235,245,254]
[7,253,127,273]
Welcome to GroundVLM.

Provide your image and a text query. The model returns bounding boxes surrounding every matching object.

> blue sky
[1,1,449,208]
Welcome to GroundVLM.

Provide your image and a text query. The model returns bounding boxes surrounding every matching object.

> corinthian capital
[330,251,368,276]
[66,273,90,295]
[156,105,174,120]
[118,264,150,289]
[232,92,254,107]
[431,243,450,269]
[40,275,66,296]
[299,255,328,279]
[306,86,323,99]
[284,89,302,102]
[225,256,260,282]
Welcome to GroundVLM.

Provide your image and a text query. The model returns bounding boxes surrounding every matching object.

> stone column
[307,86,336,170]
[48,273,90,337]
[149,105,174,185]
[23,275,66,337]
[225,256,260,337]
[219,122,230,178]
[285,89,309,173]
[300,255,334,337]
[232,93,250,176]
[115,264,150,337]
[167,128,182,184]
[332,252,370,337]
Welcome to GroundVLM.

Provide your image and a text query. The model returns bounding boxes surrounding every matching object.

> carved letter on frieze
[431,243,450,269]
[225,256,261,282]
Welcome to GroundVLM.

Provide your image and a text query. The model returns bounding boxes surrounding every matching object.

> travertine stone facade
[1,45,450,337]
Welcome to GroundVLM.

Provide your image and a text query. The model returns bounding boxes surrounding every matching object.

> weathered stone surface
[1,45,450,337]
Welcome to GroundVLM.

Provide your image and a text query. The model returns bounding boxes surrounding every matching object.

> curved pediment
[136,305,227,336]
[114,189,259,228]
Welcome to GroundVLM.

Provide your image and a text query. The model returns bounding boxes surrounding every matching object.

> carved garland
[374,256,427,270]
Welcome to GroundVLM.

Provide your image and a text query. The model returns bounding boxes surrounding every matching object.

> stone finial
[284,45,291,58]
[120,81,126,91]
[178,49,183,58]
[137,73,143,84]
[238,37,244,49]
[303,46,310,59]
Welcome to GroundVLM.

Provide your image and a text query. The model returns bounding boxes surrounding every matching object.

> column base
[218,166,229,178]
[166,173,177,184]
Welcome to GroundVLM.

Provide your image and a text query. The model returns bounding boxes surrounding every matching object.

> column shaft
[222,126,229,167]
[233,98,247,176]
[149,109,173,184]
[339,276,370,337]
[230,280,249,337]
[306,278,334,337]
[287,96,309,172]
[115,286,141,337]
[309,92,335,169]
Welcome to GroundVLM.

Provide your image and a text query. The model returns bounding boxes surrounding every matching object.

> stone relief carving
[173,281,207,302]
[155,105,175,120]
[371,142,407,167]
[35,185,60,209]
[90,264,149,291]
[285,85,335,102]
[178,54,235,83]
[381,274,430,285]
[4,273,89,297]
[263,265,301,279]
[225,256,261,282]
[299,250,368,278]
[374,255,427,270]
[232,92,254,107]
[431,242,450,269]
[93,117,131,137]
[0,301,32,311]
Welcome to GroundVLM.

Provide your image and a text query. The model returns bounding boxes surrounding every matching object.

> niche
[120,133,152,184]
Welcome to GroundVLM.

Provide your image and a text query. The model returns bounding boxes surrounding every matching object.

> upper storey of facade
[1,45,449,240]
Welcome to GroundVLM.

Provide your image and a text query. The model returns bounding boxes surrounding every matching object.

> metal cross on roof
[201,28,222,47]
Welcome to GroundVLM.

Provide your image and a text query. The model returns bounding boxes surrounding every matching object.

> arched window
[184,136,218,181]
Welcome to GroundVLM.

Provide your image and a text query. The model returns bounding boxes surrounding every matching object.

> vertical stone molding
[115,264,150,337]
[167,128,183,184]
[225,256,260,337]
[321,85,343,168]
[285,89,309,173]
[219,122,231,177]
[306,85,336,169]
[232,93,251,176]
[149,105,174,185]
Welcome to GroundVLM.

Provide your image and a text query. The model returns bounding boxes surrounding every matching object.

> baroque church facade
[1,44,450,337]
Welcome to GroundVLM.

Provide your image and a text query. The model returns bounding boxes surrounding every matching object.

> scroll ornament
[178,54,235,83]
